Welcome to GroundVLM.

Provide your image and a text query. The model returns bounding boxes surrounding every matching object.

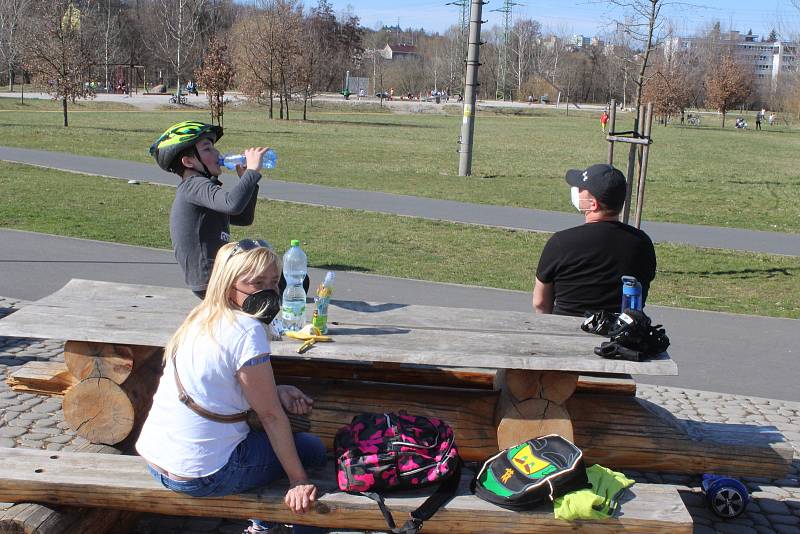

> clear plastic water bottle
[312,271,335,334]
[621,276,643,312]
[219,149,277,171]
[280,239,307,332]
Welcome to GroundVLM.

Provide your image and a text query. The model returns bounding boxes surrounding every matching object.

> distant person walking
[755,109,763,131]
[600,110,609,133]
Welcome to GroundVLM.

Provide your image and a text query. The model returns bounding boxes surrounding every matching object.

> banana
[284,325,333,341]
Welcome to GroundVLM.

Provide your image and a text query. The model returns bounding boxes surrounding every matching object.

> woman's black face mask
[241,289,281,325]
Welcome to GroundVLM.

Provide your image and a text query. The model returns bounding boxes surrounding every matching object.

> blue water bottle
[621,276,642,312]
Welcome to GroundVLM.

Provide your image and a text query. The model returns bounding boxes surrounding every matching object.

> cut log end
[495,369,577,404]
[64,341,159,384]
[63,378,135,445]
[496,398,574,448]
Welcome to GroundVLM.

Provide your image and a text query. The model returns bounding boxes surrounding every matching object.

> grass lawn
[0,97,798,233]
[1,162,797,318]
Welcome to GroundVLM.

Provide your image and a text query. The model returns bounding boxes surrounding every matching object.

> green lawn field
[1,97,798,233]
[1,97,798,318]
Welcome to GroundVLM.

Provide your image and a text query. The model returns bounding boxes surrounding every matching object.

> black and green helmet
[149,120,223,173]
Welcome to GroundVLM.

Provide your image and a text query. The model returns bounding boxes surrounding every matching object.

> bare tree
[272,0,302,119]
[99,0,124,93]
[26,0,100,126]
[194,34,233,125]
[151,0,208,97]
[0,0,31,90]
[231,0,298,120]
[705,52,754,127]
[510,18,540,97]
[606,0,671,110]
[230,2,275,117]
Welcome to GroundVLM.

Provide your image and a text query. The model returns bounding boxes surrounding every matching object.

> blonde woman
[136,240,326,534]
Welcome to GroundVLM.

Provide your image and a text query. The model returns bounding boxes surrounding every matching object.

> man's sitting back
[532,164,656,317]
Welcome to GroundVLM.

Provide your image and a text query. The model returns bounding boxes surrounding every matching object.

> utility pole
[458,0,485,176]
[491,0,520,101]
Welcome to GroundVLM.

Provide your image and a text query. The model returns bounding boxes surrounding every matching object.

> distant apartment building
[568,34,605,51]
[665,30,797,88]
[572,34,591,48]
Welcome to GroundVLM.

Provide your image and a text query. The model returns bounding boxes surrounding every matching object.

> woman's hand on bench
[285,481,318,514]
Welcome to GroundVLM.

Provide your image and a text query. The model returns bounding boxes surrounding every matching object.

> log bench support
[7,350,793,478]
[0,447,694,533]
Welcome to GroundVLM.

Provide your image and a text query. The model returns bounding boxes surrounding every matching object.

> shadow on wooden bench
[0,447,694,533]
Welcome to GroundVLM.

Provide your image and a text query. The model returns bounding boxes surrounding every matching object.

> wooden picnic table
[0,278,791,478]
[0,278,676,375]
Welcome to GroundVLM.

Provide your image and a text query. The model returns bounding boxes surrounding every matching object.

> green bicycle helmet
[149,120,223,174]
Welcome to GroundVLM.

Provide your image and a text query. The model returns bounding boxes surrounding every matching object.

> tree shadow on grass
[659,267,794,279]
[303,118,440,129]
[314,263,370,273]
[0,123,300,138]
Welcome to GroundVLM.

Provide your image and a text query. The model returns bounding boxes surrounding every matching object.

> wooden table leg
[493,369,578,448]
[61,342,163,446]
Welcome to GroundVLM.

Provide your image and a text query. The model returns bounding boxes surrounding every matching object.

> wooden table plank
[0,447,694,533]
[0,279,676,375]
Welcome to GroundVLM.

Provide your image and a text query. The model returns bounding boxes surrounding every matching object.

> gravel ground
[0,295,798,534]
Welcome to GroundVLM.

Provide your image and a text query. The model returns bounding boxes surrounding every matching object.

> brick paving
[1,296,798,534]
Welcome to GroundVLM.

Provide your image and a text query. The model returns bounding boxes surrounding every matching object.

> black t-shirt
[536,221,656,317]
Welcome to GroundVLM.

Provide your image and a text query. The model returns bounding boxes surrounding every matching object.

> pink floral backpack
[334,412,462,533]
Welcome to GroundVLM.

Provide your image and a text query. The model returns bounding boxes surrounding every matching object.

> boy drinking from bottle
[150,120,270,299]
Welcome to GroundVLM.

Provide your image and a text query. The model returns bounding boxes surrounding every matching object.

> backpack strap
[360,459,463,534]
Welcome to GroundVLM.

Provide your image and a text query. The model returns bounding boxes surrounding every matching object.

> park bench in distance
[0,278,791,531]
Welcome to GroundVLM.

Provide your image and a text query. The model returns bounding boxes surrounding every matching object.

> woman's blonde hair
[164,241,281,362]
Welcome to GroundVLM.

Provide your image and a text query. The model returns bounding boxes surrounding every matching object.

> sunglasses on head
[229,238,272,258]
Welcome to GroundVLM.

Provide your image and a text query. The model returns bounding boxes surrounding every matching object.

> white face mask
[570,186,583,212]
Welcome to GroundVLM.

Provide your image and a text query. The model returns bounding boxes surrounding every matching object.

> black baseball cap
[565,163,627,212]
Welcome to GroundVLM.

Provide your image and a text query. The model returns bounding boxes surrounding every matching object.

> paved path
[2,146,799,256]
[0,229,797,403]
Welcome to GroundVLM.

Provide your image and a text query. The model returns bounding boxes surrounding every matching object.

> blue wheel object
[702,475,749,518]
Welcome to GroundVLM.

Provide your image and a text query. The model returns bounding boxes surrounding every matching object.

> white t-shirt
[136,312,270,478]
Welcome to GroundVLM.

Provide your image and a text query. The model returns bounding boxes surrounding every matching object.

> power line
[491,0,523,100]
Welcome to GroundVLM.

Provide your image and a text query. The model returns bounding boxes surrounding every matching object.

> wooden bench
[0,447,694,533]
[0,279,792,479]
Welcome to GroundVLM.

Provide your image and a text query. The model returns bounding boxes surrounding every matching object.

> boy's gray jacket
[170,170,261,291]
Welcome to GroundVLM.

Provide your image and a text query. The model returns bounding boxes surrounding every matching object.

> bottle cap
[290,239,300,247]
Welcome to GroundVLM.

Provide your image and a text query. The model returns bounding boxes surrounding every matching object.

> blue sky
[326,1,800,39]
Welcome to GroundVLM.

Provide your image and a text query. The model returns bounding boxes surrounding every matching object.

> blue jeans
[148,430,327,533]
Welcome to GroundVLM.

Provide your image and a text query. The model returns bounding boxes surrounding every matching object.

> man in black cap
[532,163,656,316]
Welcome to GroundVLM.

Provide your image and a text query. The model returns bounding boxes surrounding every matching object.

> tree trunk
[62,97,68,127]
[268,56,274,119]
